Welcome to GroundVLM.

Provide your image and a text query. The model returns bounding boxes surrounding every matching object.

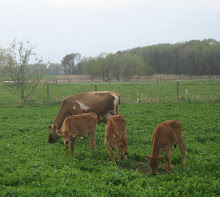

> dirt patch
[119,161,149,174]
[119,161,168,175]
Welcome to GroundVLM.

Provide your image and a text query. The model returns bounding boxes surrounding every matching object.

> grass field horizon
[0,79,219,196]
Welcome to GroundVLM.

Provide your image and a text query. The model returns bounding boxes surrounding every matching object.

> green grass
[1,80,219,105]
[0,81,220,196]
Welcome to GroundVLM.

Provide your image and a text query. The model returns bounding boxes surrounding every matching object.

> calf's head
[114,134,128,156]
[48,124,61,144]
[144,155,166,175]
[56,130,78,144]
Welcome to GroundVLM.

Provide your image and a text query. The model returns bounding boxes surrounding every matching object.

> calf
[56,112,98,157]
[104,115,128,164]
[144,120,186,175]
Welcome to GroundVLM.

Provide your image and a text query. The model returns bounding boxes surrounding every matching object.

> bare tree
[0,40,48,101]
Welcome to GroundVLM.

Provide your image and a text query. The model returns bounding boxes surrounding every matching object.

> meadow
[0,80,219,196]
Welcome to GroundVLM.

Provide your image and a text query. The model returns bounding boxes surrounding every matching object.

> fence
[45,82,197,102]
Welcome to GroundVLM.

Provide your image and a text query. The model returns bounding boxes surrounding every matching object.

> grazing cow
[144,120,186,175]
[56,112,98,157]
[48,91,120,144]
[104,115,128,164]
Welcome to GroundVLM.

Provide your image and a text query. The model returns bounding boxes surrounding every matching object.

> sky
[0,0,220,63]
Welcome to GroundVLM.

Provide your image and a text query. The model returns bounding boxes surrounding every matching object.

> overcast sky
[0,0,220,63]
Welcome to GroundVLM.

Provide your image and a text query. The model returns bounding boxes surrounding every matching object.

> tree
[0,40,48,101]
[82,53,150,82]
[47,63,62,75]
[61,53,81,75]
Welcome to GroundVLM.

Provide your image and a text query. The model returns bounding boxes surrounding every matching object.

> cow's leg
[178,137,186,166]
[104,139,115,164]
[165,145,172,173]
[88,130,96,152]
[71,137,77,156]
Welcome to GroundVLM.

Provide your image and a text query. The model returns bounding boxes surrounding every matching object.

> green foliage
[128,39,220,75]
[83,53,149,82]
[0,40,48,101]
[0,82,220,196]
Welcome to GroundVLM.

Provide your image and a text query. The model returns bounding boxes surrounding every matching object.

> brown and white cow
[48,91,120,144]
[104,115,128,164]
[56,112,98,157]
[144,120,186,175]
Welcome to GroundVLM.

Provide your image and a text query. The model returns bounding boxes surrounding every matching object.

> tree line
[1,39,220,100]
[127,39,220,75]
[48,38,220,77]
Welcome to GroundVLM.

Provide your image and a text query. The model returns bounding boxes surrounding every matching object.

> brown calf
[104,115,128,164]
[144,120,186,175]
[56,112,98,157]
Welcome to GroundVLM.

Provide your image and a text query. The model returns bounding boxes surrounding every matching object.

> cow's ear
[56,130,63,136]
[158,157,166,163]
[144,155,151,160]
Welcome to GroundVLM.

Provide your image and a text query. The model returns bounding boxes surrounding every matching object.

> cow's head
[56,130,78,144]
[114,134,128,157]
[48,124,61,144]
[144,155,166,175]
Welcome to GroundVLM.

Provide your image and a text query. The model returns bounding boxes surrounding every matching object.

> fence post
[185,89,188,101]
[176,82,179,100]
[95,85,97,91]
[156,78,158,85]
[47,84,49,100]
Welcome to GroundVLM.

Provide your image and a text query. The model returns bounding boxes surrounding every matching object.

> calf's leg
[178,137,186,166]
[117,151,121,161]
[65,144,69,157]
[104,139,116,164]
[89,130,96,152]
[164,145,172,173]
[71,137,77,156]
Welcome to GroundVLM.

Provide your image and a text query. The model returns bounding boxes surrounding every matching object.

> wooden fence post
[95,85,97,91]
[185,89,188,101]
[176,82,179,100]
[47,84,49,100]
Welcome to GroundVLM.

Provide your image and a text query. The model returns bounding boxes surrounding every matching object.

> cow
[48,91,120,144]
[56,112,98,157]
[104,115,128,164]
[144,120,186,175]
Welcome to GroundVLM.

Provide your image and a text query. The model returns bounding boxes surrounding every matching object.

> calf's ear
[71,131,78,138]
[113,134,120,141]
[144,155,151,160]
[123,135,128,140]
[56,130,63,136]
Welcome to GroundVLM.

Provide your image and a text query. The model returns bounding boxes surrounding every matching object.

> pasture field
[1,79,220,104]
[0,80,220,196]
